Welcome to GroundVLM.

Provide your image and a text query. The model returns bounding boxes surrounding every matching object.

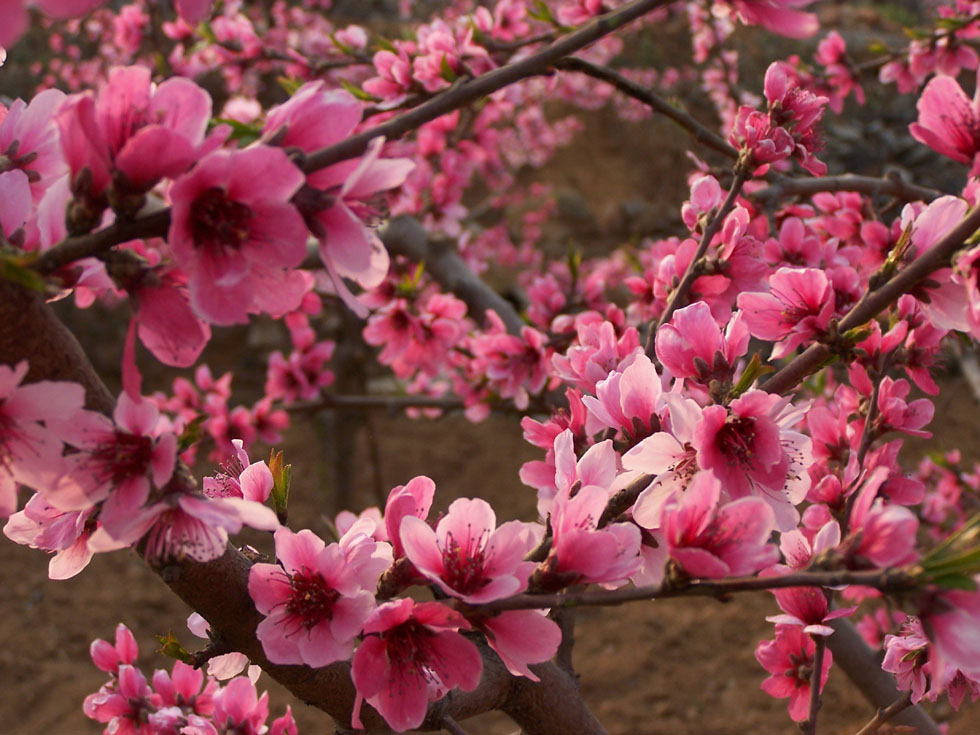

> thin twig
[645,164,748,357]
[750,173,942,206]
[301,0,671,173]
[554,57,737,159]
[851,692,914,735]
[442,714,472,735]
[471,567,916,612]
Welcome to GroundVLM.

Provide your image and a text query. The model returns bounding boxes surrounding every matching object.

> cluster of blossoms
[83,622,298,735]
[8,0,980,733]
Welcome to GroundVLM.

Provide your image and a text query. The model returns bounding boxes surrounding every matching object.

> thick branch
[554,57,737,159]
[380,216,525,335]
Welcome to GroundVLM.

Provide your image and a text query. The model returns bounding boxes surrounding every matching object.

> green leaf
[155,631,193,664]
[269,449,291,525]
[339,78,382,103]
[374,36,398,53]
[210,117,263,146]
[177,415,207,453]
[928,573,979,591]
[730,353,774,398]
[439,54,458,83]
[0,255,45,292]
[277,76,303,96]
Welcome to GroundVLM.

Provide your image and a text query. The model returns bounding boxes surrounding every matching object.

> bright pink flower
[661,471,779,578]
[0,0,103,46]
[351,599,482,732]
[57,66,212,203]
[0,361,85,517]
[271,706,298,735]
[469,314,550,410]
[211,677,268,735]
[89,622,139,673]
[203,439,273,503]
[0,170,31,240]
[921,587,980,680]
[401,496,539,603]
[248,527,380,668]
[655,301,749,384]
[83,664,157,735]
[767,585,855,637]
[737,266,836,359]
[552,318,641,394]
[152,660,215,716]
[363,44,415,107]
[264,84,413,310]
[384,475,436,558]
[692,390,811,529]
[476,609,562,681]
[910,76,980,175]
[755,624,833,722]
[174,0,212,24]
[169,145,310,325]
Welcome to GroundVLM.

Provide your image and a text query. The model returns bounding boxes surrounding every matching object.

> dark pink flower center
[285,568,340,630]
[717,416,757,468]
[442,531,491,595]
[385,621,442,684]
[91,430,154,483]
[190,188,252,254]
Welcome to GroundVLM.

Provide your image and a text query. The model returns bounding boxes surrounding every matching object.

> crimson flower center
[442,531,491,594]
[91,430,154,483]
[717,416,757,468]
[285,568,340,629]
[190,187,253,254]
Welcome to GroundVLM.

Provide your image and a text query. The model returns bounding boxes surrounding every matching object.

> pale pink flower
[211,677,268,735]
[363,44,415,107]
[882,618,931,702]
[3,492,96,579]
[47,392,176,512]
[351,599,482,732]
[248,527,378,668]
[83,664,157,735]
[401,497,539,604]
[660,471,779,578]
[724,0,818,38]
[469,314,550,410]
[0,88,67,203]
[0,360,85,517]
[477,609,562,681]
[921,587,980,679]
[756,624,833,722]
[582,351,664,438]
[168,145,311,325]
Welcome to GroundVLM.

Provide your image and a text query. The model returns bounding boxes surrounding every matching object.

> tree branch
[554,57,737,159]
[750,173,942,206]
[380,216,525,335]
[851,692,913,735]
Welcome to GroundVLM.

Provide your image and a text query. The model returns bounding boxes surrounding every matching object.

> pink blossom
[755,624,833,722]
[351,599,482,732]
[724,0,818,38]
[0,88,67,203]
[737,266,836,359]
[3,492,96,579]
[921,587,980,680]
[543,430,641,587]
[152,660,215,716]
[655,301,749,384]
[469,313,550,410]
[211,677,269,735]
[882,617,931,702]
[767,584,855,637]
[363,44,415,107]
[264,84,413,309]
[384,475,436,558]
[910,76,980,175]
[476,609,562,681]
[248,527,380,668]
[47,392,177,512]
[552,318,641,393]
[168,145,311,325]
[661,471,779,578]
[57,65,212,206]
[401,496,539,603]
[0,361,85,517]
[186,613,253,681]
[582,351,664,438]
[83,664,158,735]
[89,622,139,673]
[203,439,273,503]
